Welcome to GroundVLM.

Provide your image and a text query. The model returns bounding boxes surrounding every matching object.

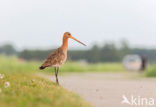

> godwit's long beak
[71,36,86,46]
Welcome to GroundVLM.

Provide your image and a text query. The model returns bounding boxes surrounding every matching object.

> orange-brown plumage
[40,32,69,69]
[40,47,66,69]
[39,32,86,85]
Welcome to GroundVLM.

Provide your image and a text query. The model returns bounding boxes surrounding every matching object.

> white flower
[0,74,4,79]
[4,82,10,88]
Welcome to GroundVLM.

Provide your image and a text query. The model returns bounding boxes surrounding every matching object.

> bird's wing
[41,48,65,67]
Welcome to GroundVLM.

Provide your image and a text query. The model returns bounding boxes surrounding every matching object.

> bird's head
[64,32,86,46]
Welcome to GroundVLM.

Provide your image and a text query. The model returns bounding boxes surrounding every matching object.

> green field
[0,55,124,73]
[0,55,123,107]
[0,55,155,107]
[146,64,156,77]
[0,55,92,107]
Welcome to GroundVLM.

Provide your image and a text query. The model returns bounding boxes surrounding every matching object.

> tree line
[0,41,156,63]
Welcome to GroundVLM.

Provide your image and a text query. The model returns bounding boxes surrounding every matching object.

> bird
[39,32,86,85]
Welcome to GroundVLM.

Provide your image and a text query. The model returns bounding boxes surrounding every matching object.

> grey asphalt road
[39,72,156,107]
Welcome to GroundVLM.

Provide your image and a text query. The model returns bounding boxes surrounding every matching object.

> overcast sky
[0,0,156,50]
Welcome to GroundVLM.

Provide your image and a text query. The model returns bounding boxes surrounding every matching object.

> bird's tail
[39,66,45,70]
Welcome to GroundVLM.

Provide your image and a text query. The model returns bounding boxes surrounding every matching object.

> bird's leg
[54,67,59,85]
[56,67,59,76]
[56,67,59,85]
[54,67,57,82]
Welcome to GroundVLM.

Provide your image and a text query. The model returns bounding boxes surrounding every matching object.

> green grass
[0,55,124,73]
[60,62,124,72]
[0,73,91,107]
[0,55,124,107]
[146,64,156,77]
[0,55,91,107]
[44,62,124,73]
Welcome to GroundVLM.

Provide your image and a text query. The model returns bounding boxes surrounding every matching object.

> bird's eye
[68,34,70,35]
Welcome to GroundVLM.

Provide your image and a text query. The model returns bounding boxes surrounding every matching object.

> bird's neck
[61,36,68,53]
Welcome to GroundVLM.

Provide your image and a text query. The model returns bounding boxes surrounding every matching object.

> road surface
[39,72,156,107]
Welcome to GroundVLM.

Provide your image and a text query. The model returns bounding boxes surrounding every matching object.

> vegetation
[0,55,125,107]
[60,62,124,72]
[0,55,124,73]
[18,41,131,62]
[0,55,91,107]
[0,44,16,55]
[2,41,156,63]
[146,64,156,77]
[0,74,91,107]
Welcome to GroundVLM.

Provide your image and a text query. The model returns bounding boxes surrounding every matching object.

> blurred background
[1,0,156,73]
[0,0,156,107]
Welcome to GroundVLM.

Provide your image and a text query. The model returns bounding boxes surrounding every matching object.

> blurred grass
[0,55,91,107]
[0,73,91,107]
[60,62,124,72]
[146,64,156,77]
[0,55,124,73]
[0,55,39,74]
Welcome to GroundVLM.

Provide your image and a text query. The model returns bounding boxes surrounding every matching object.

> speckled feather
[39,32,86,70]
[40,48,66,69]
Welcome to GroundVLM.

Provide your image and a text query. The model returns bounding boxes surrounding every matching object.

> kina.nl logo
[121,95,155,106]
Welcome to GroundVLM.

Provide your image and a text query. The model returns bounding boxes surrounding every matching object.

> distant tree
[2,40,156,63]
[18,49,52,60]
[100,43,120,62]
[87,44,100,63]
[0,44,16,55]
[119,39,131,58]
[68,50,86,61]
